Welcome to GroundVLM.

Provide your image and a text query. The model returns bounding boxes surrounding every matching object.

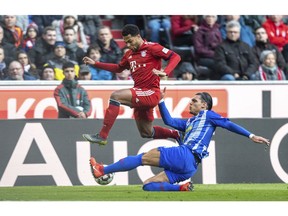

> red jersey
[119,41,177,89]
[94,41,180,89]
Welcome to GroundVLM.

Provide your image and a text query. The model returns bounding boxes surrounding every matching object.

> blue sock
[143,182,180,191]
[104,153,144,174]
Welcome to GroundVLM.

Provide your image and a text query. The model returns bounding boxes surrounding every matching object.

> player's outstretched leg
[179,180,194,191]
[83,134,108,145]
[89,153,144,179]
[90,157,104,178]
[83,99,120,145]
[153,126,180,140]
[143,180,194,191]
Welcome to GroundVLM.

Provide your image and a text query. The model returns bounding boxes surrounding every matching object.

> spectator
[52,15,88,52]
[176,61,197,80]
[252,50,286,80]
[1,15,23,48]
[214,20,258,80]
[40,64,55,80]
[115,46,132,81]
[0,46,8,79]
[0,26,17,65]
[21,22,39,52]
[262,15,288,52]
[194,15,222,80]
[77,15,102,44]
[94,25,122,73]
[146,15,171,44]
[16,50,39,79]
[4,60,36,80]
[78,64,92,80]
[63,26,86,65]
[31,15,62,36]
[45,41,79,80]
[85,44,113,80]
[252,27,286,71]
[242,15,266,31]
[28,26,57,69]
[281,44,288,72]
[170,15,199,46]
[220,15,255,47]
[54,61,92,118]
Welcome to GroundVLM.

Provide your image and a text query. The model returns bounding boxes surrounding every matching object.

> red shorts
[130,87,160,121]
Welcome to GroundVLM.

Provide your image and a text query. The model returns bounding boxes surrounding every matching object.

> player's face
[189,95,207,115]
[123,34,141,52]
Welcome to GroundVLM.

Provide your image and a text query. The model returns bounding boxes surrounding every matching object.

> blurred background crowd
[1,15,288,82]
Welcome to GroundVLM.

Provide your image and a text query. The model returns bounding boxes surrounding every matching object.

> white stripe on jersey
[135,89,155,97]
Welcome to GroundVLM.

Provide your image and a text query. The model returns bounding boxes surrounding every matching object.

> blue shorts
[158,145,198,184]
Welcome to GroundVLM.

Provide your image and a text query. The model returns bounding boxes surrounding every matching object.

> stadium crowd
[1,15,288,81]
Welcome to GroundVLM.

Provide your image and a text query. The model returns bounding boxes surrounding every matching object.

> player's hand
[153,68,167,77]
[251,135,270,146]
[83,56,95,65]
[160,87,167,100]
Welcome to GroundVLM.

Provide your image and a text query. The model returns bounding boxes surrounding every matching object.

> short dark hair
[196,92,213,110]
[122,24,140,37]
[62,61,75,70]
[43,26,56,35]
[254,26,266,34]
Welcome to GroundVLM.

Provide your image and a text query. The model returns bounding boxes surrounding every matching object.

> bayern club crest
[141,50,147,57]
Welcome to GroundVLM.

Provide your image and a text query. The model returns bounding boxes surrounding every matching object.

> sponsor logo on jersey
[162,48,169,54]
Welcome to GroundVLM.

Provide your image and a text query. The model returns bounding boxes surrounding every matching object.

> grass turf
[0,183,287,201]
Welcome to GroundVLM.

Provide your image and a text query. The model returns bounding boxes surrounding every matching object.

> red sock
[99,99,120,139]
[152,126,180,139]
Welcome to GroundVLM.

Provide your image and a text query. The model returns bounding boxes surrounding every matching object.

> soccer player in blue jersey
[89,90,270,191]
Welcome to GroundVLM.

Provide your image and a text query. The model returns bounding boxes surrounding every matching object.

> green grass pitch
[0,183,287,201]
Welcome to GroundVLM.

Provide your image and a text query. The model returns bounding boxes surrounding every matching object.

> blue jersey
[159,101,253,160]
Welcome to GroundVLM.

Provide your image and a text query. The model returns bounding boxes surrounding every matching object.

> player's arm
[212,117,270,145]
[158,100,187,131]
[82,56,126,73]
[158,87,187,131]
[151,44,181,77]
[163,52,181,75]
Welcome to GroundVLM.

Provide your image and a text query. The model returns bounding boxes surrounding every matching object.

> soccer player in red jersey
[82,24,181,145]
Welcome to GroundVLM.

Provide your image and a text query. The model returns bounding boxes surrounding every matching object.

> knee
[143,179,150,185]
[139,130,152,138]
[110,91,121,101]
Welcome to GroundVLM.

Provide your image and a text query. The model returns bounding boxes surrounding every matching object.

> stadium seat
[102,19,112,28]
[111,29,122,39]
[115,39,126,49]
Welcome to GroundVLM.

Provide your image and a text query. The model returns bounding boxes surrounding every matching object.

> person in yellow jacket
[44,41,79,80]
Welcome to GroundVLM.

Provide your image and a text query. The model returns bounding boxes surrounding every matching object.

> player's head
[189,92,213,115]
[122,24,140,37]
[196,92,213,110]
[122,24,143,52]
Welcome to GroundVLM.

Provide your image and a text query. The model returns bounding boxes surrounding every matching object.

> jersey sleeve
[150,43,181,75]
[209,111,252,137]
[150,43,174,60]
[94,53,129,73]
[158,100,187,131]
